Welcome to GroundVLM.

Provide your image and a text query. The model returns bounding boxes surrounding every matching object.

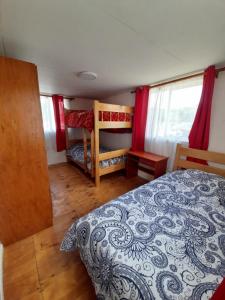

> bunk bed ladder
[94,100,100,187]
[91,130,95,178]
[64,108,69,149]
[82,128,88,173]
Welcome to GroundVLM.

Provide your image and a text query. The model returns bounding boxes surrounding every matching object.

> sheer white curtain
[145,78,203,171]
[40,96,56,153]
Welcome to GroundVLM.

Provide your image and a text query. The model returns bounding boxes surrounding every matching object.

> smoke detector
[76,71,97,80]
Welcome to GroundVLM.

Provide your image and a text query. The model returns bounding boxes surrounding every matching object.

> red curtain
[188,65,216,163]
[52,95,66,152]
[132,86,150,151]
[210,278,225,300]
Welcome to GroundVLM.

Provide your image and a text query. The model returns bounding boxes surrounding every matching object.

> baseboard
[48,162,69,168]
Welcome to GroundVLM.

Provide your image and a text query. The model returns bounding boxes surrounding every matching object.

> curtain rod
[131,66,225,93]
[40,92,75,100]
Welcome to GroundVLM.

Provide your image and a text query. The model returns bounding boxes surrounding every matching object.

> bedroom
[0,1,225,299]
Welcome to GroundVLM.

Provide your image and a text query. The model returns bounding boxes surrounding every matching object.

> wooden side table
[126,150,168,179]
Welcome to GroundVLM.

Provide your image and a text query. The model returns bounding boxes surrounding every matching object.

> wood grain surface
[0,56,52,245]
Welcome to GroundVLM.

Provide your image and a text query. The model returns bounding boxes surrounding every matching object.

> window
[145,77,203,170]
[40,96,56,133]
[40,96,56,153]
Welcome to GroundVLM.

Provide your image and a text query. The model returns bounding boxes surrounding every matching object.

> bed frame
[94,100,132,186]
[173,144,225,177]
[65,133,95,175]
[65,100,133,187]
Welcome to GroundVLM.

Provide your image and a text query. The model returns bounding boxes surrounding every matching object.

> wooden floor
[4,163,146,300]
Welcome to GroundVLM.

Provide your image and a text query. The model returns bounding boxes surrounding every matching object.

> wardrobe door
[0,56,52,245]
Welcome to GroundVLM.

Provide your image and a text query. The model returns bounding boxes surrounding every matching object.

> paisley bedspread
[66,143,126,169]
[61,169,225,300]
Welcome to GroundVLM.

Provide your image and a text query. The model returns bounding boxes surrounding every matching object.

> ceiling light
[76,71,97,80]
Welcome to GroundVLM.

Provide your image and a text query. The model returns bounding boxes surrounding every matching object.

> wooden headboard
[173,144,225,177]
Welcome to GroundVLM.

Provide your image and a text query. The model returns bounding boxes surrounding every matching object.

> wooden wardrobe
[0,56,52,245]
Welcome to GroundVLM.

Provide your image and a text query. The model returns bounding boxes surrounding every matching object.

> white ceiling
[1,0,225,98]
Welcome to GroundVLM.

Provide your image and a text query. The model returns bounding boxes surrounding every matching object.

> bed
[61,145,225,299]
[64,100,133,186]
[66,143,126,170]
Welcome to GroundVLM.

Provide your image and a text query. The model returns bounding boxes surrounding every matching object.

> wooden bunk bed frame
[94,100,133,186]
[64,100,133,187]
[65,129,95,176]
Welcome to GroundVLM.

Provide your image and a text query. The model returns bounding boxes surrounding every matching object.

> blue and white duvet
[61,170,225,299]
[66,143,126,169]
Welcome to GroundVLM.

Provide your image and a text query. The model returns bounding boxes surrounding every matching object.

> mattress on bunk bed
[65,110,94,132]
[65,110,131,132]
[61,169,225,300]
[66,143,126,169]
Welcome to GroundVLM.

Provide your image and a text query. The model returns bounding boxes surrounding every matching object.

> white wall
[100,92,135,149]
[46,150,67,165]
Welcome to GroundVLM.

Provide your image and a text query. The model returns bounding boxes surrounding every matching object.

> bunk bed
[64,100,133,186]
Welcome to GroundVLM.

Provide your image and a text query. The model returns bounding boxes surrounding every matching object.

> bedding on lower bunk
[61,169,225,300]
[66,143,126,169]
